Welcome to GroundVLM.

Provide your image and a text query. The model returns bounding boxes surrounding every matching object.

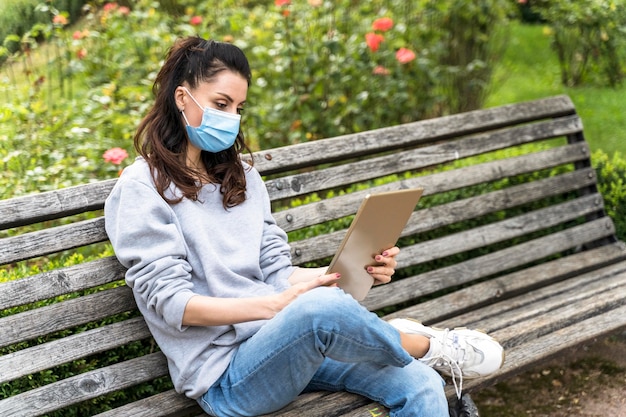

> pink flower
[72,31,83,40]
[52,15,68,25]
[103,2,118,12]
[365,33,384,52]
[190,15,202,26]
[103,147,129,165]
[275,0,291,6]
[372,17,393,32]
[395,47,416,64]
[372,65,390,75]
[76,48,87,60]
[118,6,130,15]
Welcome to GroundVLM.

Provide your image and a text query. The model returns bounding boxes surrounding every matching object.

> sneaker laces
[419,329,465,399]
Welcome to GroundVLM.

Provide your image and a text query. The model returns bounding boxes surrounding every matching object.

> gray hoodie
[104,157,295,399]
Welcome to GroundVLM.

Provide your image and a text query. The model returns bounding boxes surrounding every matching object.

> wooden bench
[1,95,625,417]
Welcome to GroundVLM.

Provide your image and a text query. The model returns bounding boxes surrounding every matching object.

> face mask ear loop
[180,109,191,127]
[182,86,204,111]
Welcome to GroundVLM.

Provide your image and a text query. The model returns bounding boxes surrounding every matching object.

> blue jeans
[199,287,447,417]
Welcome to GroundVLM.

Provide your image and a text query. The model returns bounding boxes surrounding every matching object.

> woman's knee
[288,287,361,322]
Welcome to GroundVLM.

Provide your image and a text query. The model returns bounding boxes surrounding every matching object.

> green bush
[0,0,87,55]
[532,0,626,87]
[593,149,626,241]
[0,0,513,199]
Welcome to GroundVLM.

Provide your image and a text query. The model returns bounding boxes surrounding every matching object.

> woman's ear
[174,86,186,112]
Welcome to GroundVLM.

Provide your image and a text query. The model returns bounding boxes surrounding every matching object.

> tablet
[326,187,423,301]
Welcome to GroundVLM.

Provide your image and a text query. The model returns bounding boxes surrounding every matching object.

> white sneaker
[388,318,505,398]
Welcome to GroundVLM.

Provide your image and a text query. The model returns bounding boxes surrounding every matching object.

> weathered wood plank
[0,179,116,230]
[0,317,151,384]
[462,303,626,393]
[290,186,604,267]
[265,115,583,200]
[0,217,108,265]
[274,142,591,232]
[440,260,626,338]
[401,194,605,266]
[92,389,201,417]
[307,304,626,416]
[388,242,626,324]
[0,285,135,348]
[0,352,168,417]
[252,95,576,175]
[364,218,616,311]
[0,257,125,310]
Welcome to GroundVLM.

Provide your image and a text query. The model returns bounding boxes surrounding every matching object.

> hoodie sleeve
[104,176,195,331]
[250,169,295,289]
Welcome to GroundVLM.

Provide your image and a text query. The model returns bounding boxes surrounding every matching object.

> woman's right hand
[271,272,341,314]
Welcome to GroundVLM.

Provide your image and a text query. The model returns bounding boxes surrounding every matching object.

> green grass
[486,22,626,156]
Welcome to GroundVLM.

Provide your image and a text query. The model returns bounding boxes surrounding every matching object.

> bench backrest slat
[0,353,168,417]
[251,95,577,175]
[364,218,616,311]
[264,115,583,201]
[0,257,124,310]
[288,170,600,265]
[0,179,116,230]
[0,286,134,348]
[274,142,590,232]
[0,217,108,265]
[0,317,149,384]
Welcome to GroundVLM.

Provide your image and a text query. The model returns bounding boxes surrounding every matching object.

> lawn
[486,22,625,156]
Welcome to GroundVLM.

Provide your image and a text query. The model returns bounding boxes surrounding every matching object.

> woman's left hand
[367,246,400,285]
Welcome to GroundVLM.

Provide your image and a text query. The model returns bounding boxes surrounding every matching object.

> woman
[104,36,503,417]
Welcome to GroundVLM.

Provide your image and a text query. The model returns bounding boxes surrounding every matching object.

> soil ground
[472,331,626,417]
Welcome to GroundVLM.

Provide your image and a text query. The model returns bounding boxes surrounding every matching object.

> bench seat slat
[443,260,626,337]
[92,389,202,417]
[0,317,150,384]
[0,352,168,417]
[390,242,626,324]
[267,286,626,417]
[0,286,135,349]
[275,142,591,232]
[365,218,616,311]
[265,115,583,200]
[0,257,125,310]
[462,303,626,393]
[252,95,576,175]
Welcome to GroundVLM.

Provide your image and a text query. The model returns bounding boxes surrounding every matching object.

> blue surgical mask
[181,87,241,153]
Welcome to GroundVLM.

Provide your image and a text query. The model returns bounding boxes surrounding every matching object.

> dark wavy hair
[134,36,253,208]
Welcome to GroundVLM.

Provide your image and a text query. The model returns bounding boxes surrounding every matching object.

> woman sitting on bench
[104,36,504,417]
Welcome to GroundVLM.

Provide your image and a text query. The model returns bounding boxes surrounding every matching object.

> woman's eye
[215,103,227,109]
[237,108,244,115]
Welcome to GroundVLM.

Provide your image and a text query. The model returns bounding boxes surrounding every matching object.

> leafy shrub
[532,0,626,87]
[0,0,87,57]
[593,149,626,240]
[0,0,513,199]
